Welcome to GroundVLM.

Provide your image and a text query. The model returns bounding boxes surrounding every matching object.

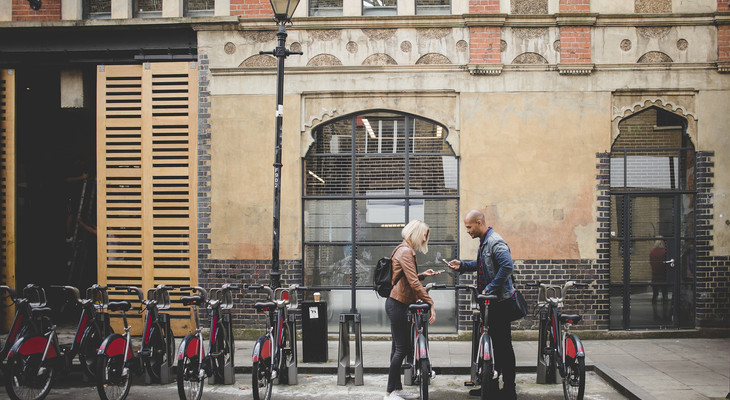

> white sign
[309,307,319,319]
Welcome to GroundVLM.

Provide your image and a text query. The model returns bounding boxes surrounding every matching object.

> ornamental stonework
[415,53,452,64]
[401,41,412,53]
[291,42,302,53]
[309,30,341,41]
[239,31,276,43]
[362,53,397,65]
[637,51,673,63]
[514,28,548,40]
[620,39,632,51]
[634,0,671,13]
[553,40,560,52]
[511,0,547,14]
[362,29,396,41]
[240,54,276,67]
[307,54,343,66]
[224,42,236,55]
[501,40,508,52]
[417,28,449,40]
[512,52,548,64]
[677,39,688,51]
[347,41,359,53]
[637,27,671,39]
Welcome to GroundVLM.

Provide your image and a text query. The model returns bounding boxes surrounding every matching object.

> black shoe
[468,388,481,397]
[500,383,517,400]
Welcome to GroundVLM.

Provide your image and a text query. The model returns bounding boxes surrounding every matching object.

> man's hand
[429,306,436,324]
[443,259,460,271]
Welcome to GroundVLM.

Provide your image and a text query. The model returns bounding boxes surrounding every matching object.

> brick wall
[469,27,501,64]
[469,0,499,13]
[560,26,591,63]
[719,0,730,12]
[719,25,730,62]
[12,0,60,20]
[559,0,590,13]
[231,0,274,18]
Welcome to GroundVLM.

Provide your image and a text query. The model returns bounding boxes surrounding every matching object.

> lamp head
[269,0,300,23]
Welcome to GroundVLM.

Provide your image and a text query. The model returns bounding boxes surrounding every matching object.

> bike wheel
[177,353,204,400]
[562,355,585,400]
[79,325,103,380]
[96,354,131,400]
[419,360,430,400]
[211,323,232,382]
[4,353,54,400]
[480,359,497,400]
[539,318,556,383]
[146,326,171,382]
[278,322,293,385]
[252,359,273,400]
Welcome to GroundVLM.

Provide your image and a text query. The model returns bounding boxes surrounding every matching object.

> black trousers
[487,298,516,387]
[385,297,411,393]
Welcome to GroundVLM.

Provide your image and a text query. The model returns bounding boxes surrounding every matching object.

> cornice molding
[466,63,503,75]
[718,62,730,74]
[557,63,594,75]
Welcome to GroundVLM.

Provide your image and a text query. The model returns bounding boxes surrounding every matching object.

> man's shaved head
[465,209,485,224]
[464,209,487,239]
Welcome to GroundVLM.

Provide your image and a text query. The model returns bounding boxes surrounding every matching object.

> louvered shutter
[97,62,198,334]
[1,69,16,330]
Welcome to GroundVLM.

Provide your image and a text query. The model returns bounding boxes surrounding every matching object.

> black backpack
[373,245,405,298]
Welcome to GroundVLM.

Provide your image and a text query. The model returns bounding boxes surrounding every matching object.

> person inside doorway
[649,239,669,320]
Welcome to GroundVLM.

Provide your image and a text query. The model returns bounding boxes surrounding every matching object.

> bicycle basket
[538,284,562,306]
[87,286,110,310]
[212,288,234,310]
[148,287,172,310]
[23,285,47,308]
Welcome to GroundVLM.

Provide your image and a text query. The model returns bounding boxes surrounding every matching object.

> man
[445,209,517,399]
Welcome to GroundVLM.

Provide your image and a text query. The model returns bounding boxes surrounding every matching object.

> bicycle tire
[539,316,557,383]
[4,352,54,400]
[278,322,293,385]
[177,344,204,400]
[419,359,430,400]
[252,359,273,400]
[480,358,498,400]
[562,354,585,400]
[145,325,172,382]
[212,322,232,382]
[96,354,131,400]
[79,325,103,380]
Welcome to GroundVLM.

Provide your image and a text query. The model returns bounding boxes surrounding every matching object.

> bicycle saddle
[108,301,132,312]
[560,314,582,324]
[181,295,205,306]
[254,301,277,311]
[477,294,498,302]
[408,303,431,312]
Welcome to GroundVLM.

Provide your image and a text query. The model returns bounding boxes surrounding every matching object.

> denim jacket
[459,228,515,301]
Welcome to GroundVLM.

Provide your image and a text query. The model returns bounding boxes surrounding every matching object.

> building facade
[1,0,728,334]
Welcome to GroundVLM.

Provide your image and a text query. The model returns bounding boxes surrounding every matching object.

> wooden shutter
[97,62,198,334]
[1,69,16,330]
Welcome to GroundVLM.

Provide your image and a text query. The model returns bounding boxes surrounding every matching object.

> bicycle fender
[479,334,493,361]
[416,335,429,361]
[565,333,585,359]
[98,334,133,360]
[177,334,204,361]
[7,335,58,359]
[252,335,271,362]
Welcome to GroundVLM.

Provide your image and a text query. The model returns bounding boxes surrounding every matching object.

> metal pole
[261,22,302,289]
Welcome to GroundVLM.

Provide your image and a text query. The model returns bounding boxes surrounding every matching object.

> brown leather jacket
[389,240,433,306]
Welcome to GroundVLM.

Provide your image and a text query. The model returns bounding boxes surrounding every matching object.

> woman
[384,219,441,400]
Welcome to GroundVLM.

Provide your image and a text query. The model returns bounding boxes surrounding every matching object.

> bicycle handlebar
[0,285,17,301]
[50,285,84,305]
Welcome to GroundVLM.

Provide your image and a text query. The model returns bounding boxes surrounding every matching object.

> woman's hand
[429,306,436,324]
[422,269,444,277]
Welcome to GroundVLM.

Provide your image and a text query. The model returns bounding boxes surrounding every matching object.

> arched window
[609,106,696,330]
[303,110,459,333]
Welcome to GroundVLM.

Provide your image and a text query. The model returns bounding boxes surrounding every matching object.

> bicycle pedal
[464,381,475,387]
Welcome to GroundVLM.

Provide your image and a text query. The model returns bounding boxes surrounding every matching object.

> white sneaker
[384,392,405,400]
[395,389,419,400]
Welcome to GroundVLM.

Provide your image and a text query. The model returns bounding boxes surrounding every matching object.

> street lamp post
[260,0,302,290]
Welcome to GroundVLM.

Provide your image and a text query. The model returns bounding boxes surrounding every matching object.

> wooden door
[97,62,198,334]
[0,69,16,331]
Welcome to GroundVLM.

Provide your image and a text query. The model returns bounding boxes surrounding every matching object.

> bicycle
[0,285,53,365]
[527,280,589,400]
[456,284,500,400]
[249,283,302,400]
[403,282,444,400]
[176,284,241,400]
[96,284,177,400]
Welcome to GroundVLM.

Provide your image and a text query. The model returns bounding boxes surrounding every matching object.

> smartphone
[442,259,451,265]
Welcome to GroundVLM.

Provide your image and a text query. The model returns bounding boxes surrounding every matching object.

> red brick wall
[720,25,730,62]
[231,0,274,18]
[469,27,501,64]
[12,0,60,20]
[469,0,499,13]
[559,0,590,13]
[560,26,591,63]
[719,0,729,12]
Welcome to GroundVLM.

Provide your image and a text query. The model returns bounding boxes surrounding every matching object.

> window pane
[187,0,214,15]
[311,119,352,155]
[354,156,406,195]
[408,155,458,195]
[610,150,681,191]
[86,0,111,16]
[630,197,675,239]
[304,200,352,242]
[303,244,353,287]
[355,199,405,242]
[414,199,458,242]
[610,195,626,238]
[410,118,451,153]
[609,239,624,283]
[355,114,405,154]
[309,0,343,15]
[304,156,353,196]
[609,285,623,329]
[137,0,162,14]
[416,0,450,14]
[363,0,397,15]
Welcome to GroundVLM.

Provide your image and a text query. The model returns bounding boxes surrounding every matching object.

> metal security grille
[97,62,198,334]
[0,69,16,330]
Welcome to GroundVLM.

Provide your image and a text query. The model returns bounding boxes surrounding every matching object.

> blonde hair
[402,219,430,254]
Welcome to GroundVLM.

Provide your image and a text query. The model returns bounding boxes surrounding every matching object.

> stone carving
[307,54,343,66]
[401,41,412,53]
[637,51,673,63]
[309,30,341,41]
[501,40,508,52]
[224,42,236,55]
[637,27,671,39]
[239,30,276,43]
[553,40,560,52]
[634,0,671,13]
[456,40,468,52]
[512,52,548,64]
[291,42,302,53]
[415,53,452,64]
[417,28,450,40]
[511,0,547,14]
[620,39,632,51]
[514,27,548,40]
[240,54,277,67]
[347,41,359,53]
[677,39,688,51]
[362,53,397,65]
[362,29,397,41]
